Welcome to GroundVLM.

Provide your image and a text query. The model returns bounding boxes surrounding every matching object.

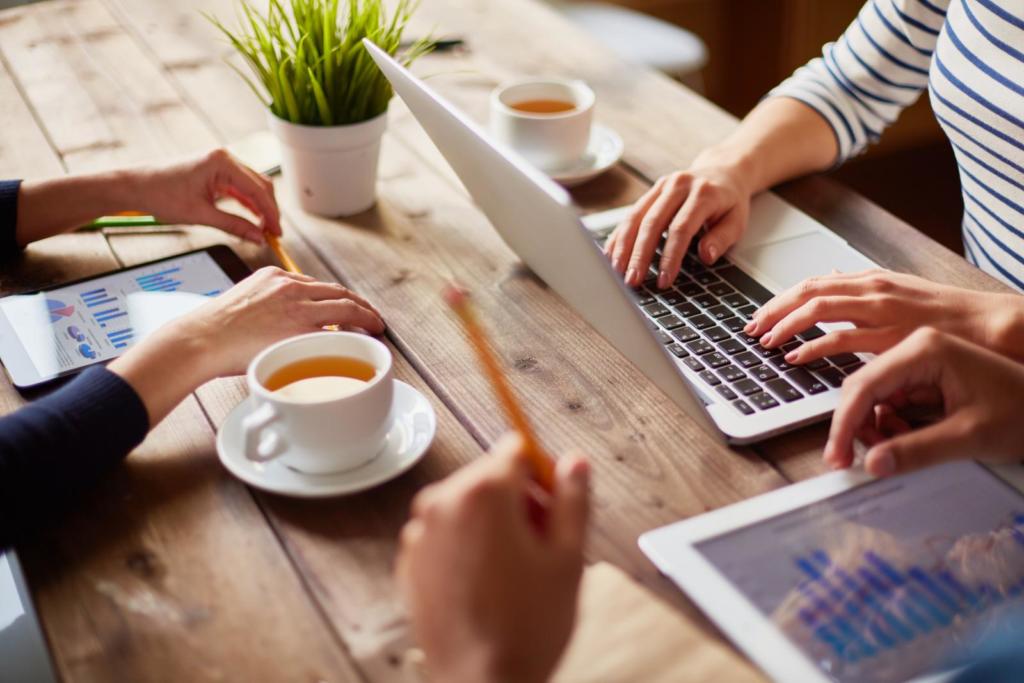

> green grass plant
[208,0,431,126]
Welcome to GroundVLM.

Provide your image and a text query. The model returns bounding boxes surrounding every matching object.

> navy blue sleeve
[0,366,149,549]
[0,180,22,259]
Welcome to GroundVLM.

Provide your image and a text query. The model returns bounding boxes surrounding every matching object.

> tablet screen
[0,251,235,378]
[695,462,1024,682]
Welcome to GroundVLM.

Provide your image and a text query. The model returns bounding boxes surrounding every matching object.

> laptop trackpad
[734,232,877,292]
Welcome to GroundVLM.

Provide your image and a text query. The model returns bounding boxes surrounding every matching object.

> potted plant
[209,0,431,216]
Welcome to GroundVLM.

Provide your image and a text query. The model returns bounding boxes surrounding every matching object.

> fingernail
[658,271,670,289]
[625,267,638,286]
[705,245,718,264]
[872,449,896,477]
[760,332,772,347]
[744,320,756,334]
[785,350,799,363]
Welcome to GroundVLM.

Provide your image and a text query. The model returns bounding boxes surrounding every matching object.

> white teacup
[490,79,595,173]
[242,332,394,474]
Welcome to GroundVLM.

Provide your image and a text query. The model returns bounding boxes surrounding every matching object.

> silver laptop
[365,40,879,444]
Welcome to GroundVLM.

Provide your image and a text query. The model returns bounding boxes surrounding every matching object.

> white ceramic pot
[267,110,387,217]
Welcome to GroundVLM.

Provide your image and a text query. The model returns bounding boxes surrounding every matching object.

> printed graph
[80,287,117,308]
[105,328,133,349]
[46,299,75,323]
[136,267,183,292]
[793,515,1024,664]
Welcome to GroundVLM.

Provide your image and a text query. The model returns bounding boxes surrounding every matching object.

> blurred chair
[557,2,708,91]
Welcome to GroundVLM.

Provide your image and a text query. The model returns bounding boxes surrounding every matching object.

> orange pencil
[443,284,556,491]
[266,232,302,274]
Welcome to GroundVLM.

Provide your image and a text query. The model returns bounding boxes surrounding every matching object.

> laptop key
[686,339,715,355]
[716,266,774,305]
[753,344,782,358]
[769,355,795,372]
[703,326,731,343]
[667,343,689,358]
[707,305,733,321]
[798,326,827,341]
[766,378,802,403]
[689,315,716,330]
[781,341,801,353]
[694,293,718,309]
[733,399,755,415]
[786,367,827,394]
[735,351,761,369]
[674,302,701,318]
[748,391,780,410]
[659,289,686,307]
[723,292,748,308]
[672,326,700,343]
[656,330,673,345]
[659,314,685,331]
[707,282,734,297]
[704,352,730,369]
[716,385,738,401]
[718,338,745,355]
[806,357,829,371]
[733,378,761,396]
[750,364,778,382]
[736,304,758,319]
[829,353,860,367]
[679,282,704,297]
[683,357,704,372]
[815,366,845,388]
[698,370,721,386]
[643,302,671,318]
[637,291,656,306]
[694,271,720,286]
[738,332,760,345]
[717,364,746,383]
[722,317,746,333]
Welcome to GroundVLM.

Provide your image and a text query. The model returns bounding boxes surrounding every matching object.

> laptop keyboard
[625,238,863,415]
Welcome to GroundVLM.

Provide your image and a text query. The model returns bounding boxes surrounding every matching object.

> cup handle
[241,402,287,463]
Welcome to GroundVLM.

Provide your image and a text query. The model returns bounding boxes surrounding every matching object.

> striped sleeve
[767,0,952,162]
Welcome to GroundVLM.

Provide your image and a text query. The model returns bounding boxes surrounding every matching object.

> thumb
[550,454,590,553]
[864,412,976,477]
[699,205,747,265]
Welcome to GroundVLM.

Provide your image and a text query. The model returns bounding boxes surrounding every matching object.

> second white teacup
[490,79,595,173]
[242,331,394,474]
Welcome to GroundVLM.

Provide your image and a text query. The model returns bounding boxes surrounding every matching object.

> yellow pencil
[444,284,556,491]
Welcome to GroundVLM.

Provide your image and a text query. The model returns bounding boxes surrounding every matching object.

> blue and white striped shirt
[769,0,1024,290]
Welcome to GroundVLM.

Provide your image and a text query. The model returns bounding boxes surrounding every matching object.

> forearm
[107,317,223,427]
[693,97,839,196]
[16,170,145,245]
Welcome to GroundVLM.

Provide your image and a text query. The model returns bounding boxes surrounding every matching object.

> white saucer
[549,123,624,187]
[216,380,436,498]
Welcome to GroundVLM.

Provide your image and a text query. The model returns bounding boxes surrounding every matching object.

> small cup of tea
[241,331,394,474]
[490,79,595,173]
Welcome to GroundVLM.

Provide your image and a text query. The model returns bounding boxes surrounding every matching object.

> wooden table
[0,0,1007,680]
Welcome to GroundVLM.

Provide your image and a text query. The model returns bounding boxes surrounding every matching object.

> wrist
[691,143,759,197]
[985,293,1024,360]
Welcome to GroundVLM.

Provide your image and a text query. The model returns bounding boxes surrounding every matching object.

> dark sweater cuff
[0,180,22,258]
[44,366,150,454]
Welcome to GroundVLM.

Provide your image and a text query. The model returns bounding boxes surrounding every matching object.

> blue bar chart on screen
[0,251,236,377]
[694,462,1024,683]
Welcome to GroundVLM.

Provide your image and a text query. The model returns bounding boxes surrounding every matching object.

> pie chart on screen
[47,299,75,323]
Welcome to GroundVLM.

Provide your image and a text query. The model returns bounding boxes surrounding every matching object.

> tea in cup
[490,79,595,173]
[242,331,394,473]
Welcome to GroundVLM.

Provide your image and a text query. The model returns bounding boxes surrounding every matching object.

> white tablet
[639,461,1024,683]
[0,246,251,388]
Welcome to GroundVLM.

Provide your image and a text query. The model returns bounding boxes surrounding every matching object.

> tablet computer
[0,246,250,388]
[639,461,1024,683]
